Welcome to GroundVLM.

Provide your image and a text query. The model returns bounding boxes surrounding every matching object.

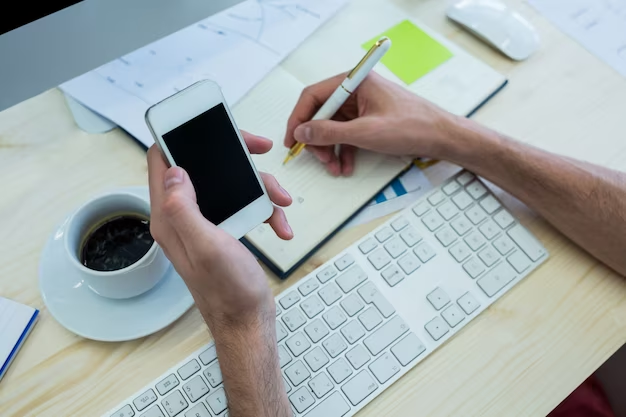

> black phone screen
[162,103,264,225]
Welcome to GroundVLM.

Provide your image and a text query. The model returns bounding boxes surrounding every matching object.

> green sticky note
[363,20,453,85]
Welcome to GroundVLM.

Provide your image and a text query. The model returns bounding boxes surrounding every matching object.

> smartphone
[145,80,273,239]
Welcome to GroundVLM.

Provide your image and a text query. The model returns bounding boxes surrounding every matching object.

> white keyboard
[103,170,548,417]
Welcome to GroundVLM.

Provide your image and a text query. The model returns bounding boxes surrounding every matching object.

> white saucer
[39,186,194,342]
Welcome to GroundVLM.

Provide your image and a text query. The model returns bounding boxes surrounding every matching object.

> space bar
[304,392,351,417]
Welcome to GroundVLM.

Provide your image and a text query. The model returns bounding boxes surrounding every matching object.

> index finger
[284,72,347,148]
[147,145,169,215]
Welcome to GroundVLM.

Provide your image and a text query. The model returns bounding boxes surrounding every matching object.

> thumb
[294,118,371,146]
[161,166,207,238]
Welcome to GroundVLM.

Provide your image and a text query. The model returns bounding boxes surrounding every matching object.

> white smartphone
[145,80,273,239]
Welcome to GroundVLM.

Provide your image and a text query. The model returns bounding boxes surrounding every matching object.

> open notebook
[0,297,38,382]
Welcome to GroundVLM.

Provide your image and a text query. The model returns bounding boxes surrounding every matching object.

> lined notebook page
[233,68,409,273]
[0,297,38,380]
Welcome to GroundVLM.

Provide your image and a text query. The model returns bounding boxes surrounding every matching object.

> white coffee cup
[64,191,170,299]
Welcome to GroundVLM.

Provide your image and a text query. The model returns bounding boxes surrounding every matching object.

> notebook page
[282,0,506,116]
[233,68,408,272]
[0,297,37,374]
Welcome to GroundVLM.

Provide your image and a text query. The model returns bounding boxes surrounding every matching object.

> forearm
[438,116,626,276]
[201,309,291,417]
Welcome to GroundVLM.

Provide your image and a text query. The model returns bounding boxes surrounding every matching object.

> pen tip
[283,155,292,165]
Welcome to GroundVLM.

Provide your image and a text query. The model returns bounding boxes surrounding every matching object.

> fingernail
[279,185,291,200]
[285,221,293,238]
[164,167,184,190]
[294,125,312,143]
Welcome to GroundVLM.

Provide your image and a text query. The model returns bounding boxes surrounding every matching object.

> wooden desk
[1,0,625,415]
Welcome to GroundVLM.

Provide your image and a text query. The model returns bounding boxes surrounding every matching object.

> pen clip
[347,37,389,80]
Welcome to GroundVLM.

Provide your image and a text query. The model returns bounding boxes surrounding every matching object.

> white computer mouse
[446,0,540,61]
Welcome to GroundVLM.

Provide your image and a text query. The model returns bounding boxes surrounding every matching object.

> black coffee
[80,214,153,272]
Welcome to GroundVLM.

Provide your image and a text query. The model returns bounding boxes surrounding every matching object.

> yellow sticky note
[363,20,453,85]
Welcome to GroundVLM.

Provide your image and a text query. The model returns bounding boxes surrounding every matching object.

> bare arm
[443,118,626,276]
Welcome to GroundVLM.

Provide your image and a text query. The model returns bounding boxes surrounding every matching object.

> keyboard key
[381,264,404,287]
[494,209,515,229]
[391,333,426,366]
[303,391,350,417]
[341,371,378,406]
[427,287,450,310]
[359,307,384,333]
[384,237,407,258]
[289,387,315,413]
[449,241,471,262]
[346,345,371,370]
[369,352,401,384]
[457,171,475,185]
[358,238,377,254]
[400,227,422,247]
[327,358,353,384]
[450,216,472,236]
[318,282,342,306]
[477,262,517,297]
[280,291,301,310]
[322,333,348,358]
[479,219,500,240]
[198,346,217,366]
[457,292,481,314]
[425,317,449,341]
[412,201,430,216]
[304,347,330,372]
[184,403,210,417]
[161,390,188,417]
[398,253,420,275]
[367,248,391,270]
[182,376,209,403]
[283,376,292,394]
[465,204,487,225]
[375,227,394,243]
[428,190,446,206]
[143,406,165,417]
[507,224,546,261]
[299,278,320,296]
[276,305,281,316]
[317,266,338,283]
[203,362,223,388]
[113,405,135,417]
[414,242,436,263]
[304,319,330,343]
[508,250,532,273]
[358,282,395,318]
[340,294,365,317]
[301,295,325,318]
[276,321,288,342]
[391,216,409,231]
[286,332,312,357]
[479,195,501,214]
[282,308,307,331]
[156,374,180,396]
[422,211,445,231]
[464,231,486,251]
[463,257,486,278]
[336,266,368,293]
[285,361,311,386]
[452,190,473,210]
[441,305,465,328]
[466,180,488,199]
[308,372,334,399]
[435,227,457,247]
[178,359,200,381]
[323,306,347,330]
[364,316,409,355]
[206,388,228,415]
[278,345,293,368]
[478,246,499,267]
[493,235,515,255]
[443,180,461,195]
[340,320,366,344]
[334,254,355,271]
[437,201,460,220]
